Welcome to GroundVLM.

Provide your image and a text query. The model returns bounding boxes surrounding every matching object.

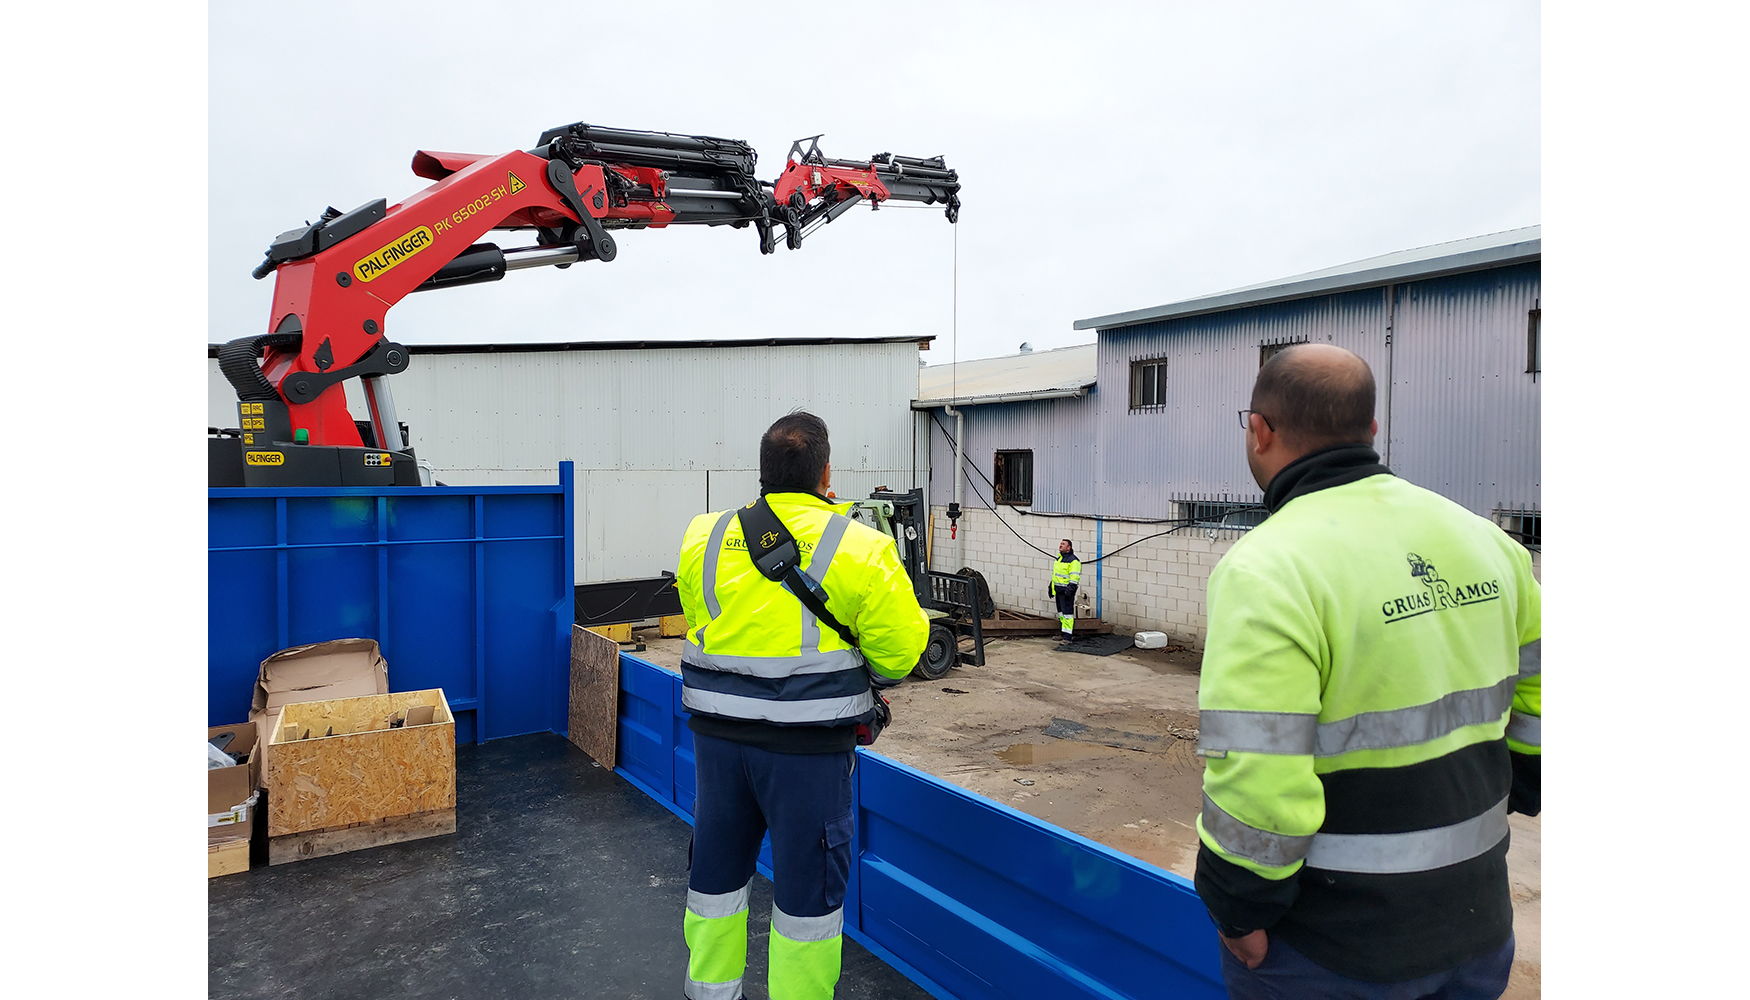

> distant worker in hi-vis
[1049,539,1081,640]
[1196,344,1540,1000]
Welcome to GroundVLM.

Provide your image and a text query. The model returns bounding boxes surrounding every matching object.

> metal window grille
[994,450,1033,505]
[1129,358,1167,409]
[1493,507,1541,549]
[1172,494,1267,536]
[1259,338,1308,367]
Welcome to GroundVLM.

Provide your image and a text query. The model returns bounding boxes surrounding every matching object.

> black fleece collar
[1059,549,1078,562]
[1263,444,1393,513]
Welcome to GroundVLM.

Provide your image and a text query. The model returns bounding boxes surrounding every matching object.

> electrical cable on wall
[928,412,1264,566]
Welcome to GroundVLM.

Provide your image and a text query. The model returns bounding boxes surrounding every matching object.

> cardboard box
[208,723,261,842]
[249,638,389,763]
[265,688,456,863]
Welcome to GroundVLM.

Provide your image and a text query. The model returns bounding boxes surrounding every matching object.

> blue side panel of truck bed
[614,654,1225,1000]
[207,465,576,745]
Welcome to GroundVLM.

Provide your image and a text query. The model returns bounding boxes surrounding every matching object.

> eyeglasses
[1238,409,1275,431]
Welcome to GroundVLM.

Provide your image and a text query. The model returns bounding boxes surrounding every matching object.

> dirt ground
[630,629,1540,999]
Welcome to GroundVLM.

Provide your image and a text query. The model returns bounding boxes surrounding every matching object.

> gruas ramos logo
[1381,552,1501,623]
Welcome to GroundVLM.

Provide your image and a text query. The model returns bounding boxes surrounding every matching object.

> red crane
[215,124,960,486]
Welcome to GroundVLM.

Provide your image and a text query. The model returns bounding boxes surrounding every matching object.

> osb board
[569,624,619,768]
[265,689,455,838]
[269,808,456,865]
[209,837,250,878]
[273,689,453,740]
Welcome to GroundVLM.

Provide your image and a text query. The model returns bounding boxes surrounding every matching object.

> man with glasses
[1196,344,1541,999]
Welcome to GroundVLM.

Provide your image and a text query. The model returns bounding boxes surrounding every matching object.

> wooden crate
[209,837,250,878]
[265,689,456,864]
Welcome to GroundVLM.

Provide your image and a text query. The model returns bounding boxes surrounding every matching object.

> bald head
[1251,344,1376,452]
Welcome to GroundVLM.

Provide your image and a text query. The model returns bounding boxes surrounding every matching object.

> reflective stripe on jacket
[1049,556,1081,595]
[675,492,927,727]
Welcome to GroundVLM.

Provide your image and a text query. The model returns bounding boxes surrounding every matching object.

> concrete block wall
[929,505,1543,649]
[928,505,1241,649]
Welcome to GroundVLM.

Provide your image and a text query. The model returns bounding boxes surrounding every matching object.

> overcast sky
[210,1,1539,364]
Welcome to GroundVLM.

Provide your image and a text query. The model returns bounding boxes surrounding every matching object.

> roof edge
[1073,238,1540,332]
[912,382,1096,409]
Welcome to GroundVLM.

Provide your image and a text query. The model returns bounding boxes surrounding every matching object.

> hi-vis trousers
[684,732,856,1000]
[1054,586,1077,637]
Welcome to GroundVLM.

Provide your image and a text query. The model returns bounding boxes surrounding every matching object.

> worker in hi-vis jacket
[1049,539,1082,641]
[674,411,928,1000]
[1197,344,1540,999]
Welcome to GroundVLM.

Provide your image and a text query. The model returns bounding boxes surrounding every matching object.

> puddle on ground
[997,740,1129,765]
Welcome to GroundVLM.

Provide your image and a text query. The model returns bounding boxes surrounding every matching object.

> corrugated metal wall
[1093,288,1393,516]
[924,392,1100,514]
[1386,263,1541,515]
[920,261,1539,523]
[209,342,924,582]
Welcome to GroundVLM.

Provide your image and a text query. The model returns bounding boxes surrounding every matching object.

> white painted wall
[210,340,926,583]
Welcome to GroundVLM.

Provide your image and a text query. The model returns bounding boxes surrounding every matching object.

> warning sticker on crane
[508,172,526,196]
[353,226,435,283]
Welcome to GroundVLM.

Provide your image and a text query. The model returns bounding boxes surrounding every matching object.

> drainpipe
[943,403,965,572]
[1382,284,1396,466]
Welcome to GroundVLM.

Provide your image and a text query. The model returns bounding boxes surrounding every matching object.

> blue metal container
[207,464,576,744]
[614,654,1226,1000]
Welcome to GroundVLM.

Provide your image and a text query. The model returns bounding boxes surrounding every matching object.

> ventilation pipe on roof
[943,402,965,573]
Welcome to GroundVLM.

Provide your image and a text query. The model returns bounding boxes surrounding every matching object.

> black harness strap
[736,498,859,650]
[735,497,895,745]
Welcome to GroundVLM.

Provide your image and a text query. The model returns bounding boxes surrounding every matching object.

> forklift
[849,489,987,681]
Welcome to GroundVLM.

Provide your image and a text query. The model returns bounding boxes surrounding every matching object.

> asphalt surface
[208,733,930,1000]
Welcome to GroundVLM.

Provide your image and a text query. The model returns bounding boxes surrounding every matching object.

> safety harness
[737,496,892,745]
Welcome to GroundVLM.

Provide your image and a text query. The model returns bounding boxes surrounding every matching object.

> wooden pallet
[977,610,1112,636]
[268,808,457,865]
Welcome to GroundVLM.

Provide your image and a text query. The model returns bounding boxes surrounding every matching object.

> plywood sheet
[209,837,250,878]
[265,689,456,837]
[569,625,619,768]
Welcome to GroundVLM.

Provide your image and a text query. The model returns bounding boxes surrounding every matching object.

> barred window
[1176,499,1267,530]
[1260,338,1308,367]
[1130,357,1167,409]
[1527,307,1541,375]
[994,450,1033,506]
[1494,508,1541,549]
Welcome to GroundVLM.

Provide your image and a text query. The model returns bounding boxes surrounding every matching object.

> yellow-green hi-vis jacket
[1195,462,1540,983]
[1049,556,1081,596]
[675,492,927,726]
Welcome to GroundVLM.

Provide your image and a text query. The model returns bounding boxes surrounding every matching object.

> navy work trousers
[689,732,857,920]
[1219,931,1514,1000]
